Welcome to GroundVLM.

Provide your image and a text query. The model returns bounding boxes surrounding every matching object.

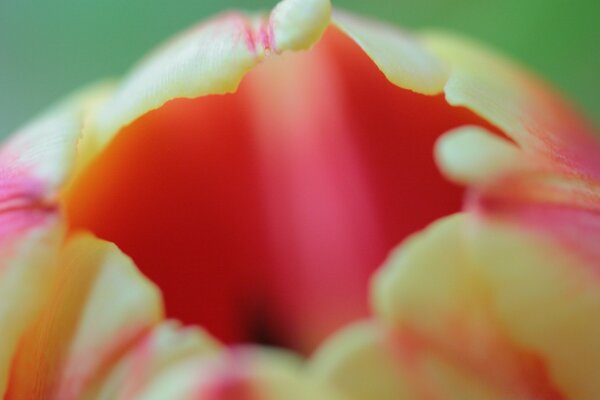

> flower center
[66,27,497,354]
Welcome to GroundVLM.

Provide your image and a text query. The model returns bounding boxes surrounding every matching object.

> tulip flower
[1,0,599,398]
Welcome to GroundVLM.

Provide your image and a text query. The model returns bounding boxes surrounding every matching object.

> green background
[1,0,598,136]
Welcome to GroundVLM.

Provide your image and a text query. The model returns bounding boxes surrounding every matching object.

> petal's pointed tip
[332,10,448,95]
[435,125,522,186]
[270,0,331,53]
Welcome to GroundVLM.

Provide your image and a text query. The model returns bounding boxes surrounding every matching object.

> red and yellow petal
[65,17,501,352]
[310,321,508,400]
[310,322,417,400]
[90,322,220,400]
[84,0,331,158]
[1,0,599,398]
[374,214,565,399]
[465,216,600,400]
[6,233,162,399]
[0,94,93,394]
[424,26,600,302]
[0,221,64,395]
[422,31,600,180]
[315,214,575,399]
[136,347,344,400]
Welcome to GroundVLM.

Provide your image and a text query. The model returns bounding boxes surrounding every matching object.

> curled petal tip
[270,0,331,53]
[435,125,522,186]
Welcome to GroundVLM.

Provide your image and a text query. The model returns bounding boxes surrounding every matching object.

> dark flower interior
[66,27,498,354]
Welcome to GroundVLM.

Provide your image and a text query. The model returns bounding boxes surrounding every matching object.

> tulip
[1,0,598,398]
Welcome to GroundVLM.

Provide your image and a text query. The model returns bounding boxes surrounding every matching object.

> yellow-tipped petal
[90,13,259,141]
[90,0,331,150]
[6,233,162,399]
[89,321,220,400]
[136,347,344,400]
[435,125,522,185]
[332,10,448,95]
[373,214,565,399]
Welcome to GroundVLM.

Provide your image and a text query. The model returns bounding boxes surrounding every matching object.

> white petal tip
[435,125,521,185]
[270,0,332,52]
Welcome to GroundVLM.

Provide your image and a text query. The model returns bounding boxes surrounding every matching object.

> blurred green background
[1,0,598,136]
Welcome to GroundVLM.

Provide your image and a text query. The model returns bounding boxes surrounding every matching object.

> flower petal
[310,322,416,400]
[422,32,600,180]
[0,97,82,193]
[0,94,91,395]
[135,347,343,400]
[90,0,331,146]
[373,214,565,399]
[0,91,89,243]
[0,221,64,396]
[67,24,499,352]
[332,9,448,95]
[89,321,220,400]
[423,32,600,272]
[6,233,162,399]
[310,321,508,400]
[466,216,600,400]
